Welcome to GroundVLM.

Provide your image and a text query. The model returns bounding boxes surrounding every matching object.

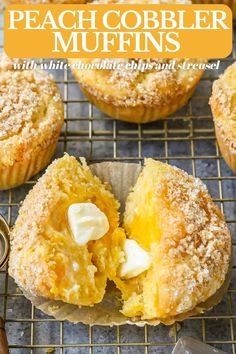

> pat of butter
[119,239,151,279]
[68,203,109,246]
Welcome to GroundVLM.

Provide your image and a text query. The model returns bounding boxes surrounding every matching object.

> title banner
[4,4,232,58]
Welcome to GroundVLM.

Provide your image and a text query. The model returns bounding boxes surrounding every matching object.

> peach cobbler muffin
[210,62,236,172]
[70,0,205,124]
[0,53,64,190]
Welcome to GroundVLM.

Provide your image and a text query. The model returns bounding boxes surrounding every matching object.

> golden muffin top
[0,54,64,167]
[71,57,205,107]
[70,0,204,108]
[117,159,231,320]
[210,62,236,150]
[71,0,202,109]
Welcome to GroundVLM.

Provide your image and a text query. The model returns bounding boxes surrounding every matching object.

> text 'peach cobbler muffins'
[9,155,231,323]
[210,62,236,172]
[70,0,205,124]
[9,154,125,306]
[0,53,64,190]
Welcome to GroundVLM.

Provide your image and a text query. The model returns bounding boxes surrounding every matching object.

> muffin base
[215,123,236,172]
[81,85,197,124]
[23,266,231,326]
[0,142,58,190]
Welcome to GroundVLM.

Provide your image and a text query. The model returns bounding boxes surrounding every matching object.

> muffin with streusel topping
[0,54,64,190]
[69,0,205,123]
[210,62,236,172]
[70,57,205,123]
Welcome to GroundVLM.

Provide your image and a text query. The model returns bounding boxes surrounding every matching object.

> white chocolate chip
[68,203,109,246]
[72,261,80,272]
[119,239,151,279]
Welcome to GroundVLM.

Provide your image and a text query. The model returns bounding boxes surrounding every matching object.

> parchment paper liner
[22,162,232,326]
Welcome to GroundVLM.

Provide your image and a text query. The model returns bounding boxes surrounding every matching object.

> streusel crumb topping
[0,52,23,72]
[70,1,204,108]
[0,53,64,167]
[162,165,230,314]
[71,57,205,107]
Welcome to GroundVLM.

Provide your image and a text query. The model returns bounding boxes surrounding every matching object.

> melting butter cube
[119,239,151,279]
[68,203,109,246]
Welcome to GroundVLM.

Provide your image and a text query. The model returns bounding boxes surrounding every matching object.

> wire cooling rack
[0,8,236,354]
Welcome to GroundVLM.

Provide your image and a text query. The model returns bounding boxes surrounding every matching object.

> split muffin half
[9,154,125,306]
[114,159,231,320]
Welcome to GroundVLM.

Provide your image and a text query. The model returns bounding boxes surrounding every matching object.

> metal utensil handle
[0,318,8,354]
[0,216,10,354]
[0,215,10,270]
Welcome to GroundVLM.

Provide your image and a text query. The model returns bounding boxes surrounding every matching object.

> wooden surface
[0,318,8,354]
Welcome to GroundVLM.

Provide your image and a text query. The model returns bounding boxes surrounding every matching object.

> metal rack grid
[0,8,236,354]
